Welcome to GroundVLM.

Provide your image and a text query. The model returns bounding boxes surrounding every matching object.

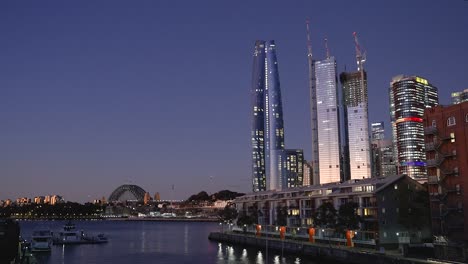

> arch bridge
[108,184,147,202]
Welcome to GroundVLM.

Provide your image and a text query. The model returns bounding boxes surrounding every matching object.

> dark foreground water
[19,220,337,264]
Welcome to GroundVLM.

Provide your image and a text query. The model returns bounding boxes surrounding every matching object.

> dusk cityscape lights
[1,1,468,263]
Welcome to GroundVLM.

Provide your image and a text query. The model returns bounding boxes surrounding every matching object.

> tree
[218,204,238,223]
[336,202,361,232]
[276,206,288,226]
[313,202,337,228]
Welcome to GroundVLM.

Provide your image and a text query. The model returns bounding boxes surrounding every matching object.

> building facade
[371,122,385,141]
[424,102,468,243]
[234,175,431,248]
[340,71,371,180]
[283,149,304,188]
[371,123,397,178]
[250,40,286,191]
[390,75,438,182]
[451,89,468,105]
[303,161,312,186]
[315,57,342,184]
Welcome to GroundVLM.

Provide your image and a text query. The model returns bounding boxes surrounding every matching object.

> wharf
[208,232,452,264]
[106,217,219,222]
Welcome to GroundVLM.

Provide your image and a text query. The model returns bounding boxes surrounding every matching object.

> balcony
[425,142,440,152]
[424,126,438,135]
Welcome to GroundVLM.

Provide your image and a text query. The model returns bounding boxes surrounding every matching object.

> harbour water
[19,220,337,264]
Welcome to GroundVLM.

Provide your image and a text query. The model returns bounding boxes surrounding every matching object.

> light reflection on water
[18,221,335,264]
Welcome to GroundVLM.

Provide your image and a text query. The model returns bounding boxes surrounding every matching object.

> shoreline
[11,217,219,222]
[208,232,446,264]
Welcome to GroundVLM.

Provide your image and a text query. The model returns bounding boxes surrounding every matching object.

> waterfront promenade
[208,231,452,264]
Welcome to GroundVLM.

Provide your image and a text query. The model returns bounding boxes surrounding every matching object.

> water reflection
[213,243,327,264]
[184,224,188,254]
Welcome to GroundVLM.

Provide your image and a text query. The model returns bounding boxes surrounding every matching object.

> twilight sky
[1,0,467,202]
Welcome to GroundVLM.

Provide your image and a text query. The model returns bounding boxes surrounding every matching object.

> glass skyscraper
[340,71,371,180]
[390,75,438,182]
[451,88,468,105]
[250,40,286,191]
[315,57,342,184]
[371,122,385,141]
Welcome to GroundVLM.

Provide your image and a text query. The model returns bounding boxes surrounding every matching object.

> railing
[226,224,377,245]
[424,126,438,135]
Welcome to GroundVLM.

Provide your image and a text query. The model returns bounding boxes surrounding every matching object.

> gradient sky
[1,0,467,202]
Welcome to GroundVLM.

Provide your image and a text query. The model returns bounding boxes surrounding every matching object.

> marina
[52,221,108,245]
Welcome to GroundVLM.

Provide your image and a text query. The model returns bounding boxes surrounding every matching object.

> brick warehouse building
[424,102,468,244]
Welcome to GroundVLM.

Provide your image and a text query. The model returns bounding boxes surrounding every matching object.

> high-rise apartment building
[424,102,468,243]
[390,75,438,182]
[340,71,371,180]
[451,89,468,105]
[250,40,286,191]
[315,57,342,184]
[371,122,385,141]
[284,149,304,188]
[306,22,320,187]
[302,161,312,186]
[370,122,397,177]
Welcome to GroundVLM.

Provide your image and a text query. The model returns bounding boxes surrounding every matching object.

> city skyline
[1,1,467,202]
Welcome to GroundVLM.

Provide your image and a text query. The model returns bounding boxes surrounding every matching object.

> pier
[208,232,448,264]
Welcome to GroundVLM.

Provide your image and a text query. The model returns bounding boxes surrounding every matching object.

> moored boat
[31,229,53,252]
[53,221,108,245]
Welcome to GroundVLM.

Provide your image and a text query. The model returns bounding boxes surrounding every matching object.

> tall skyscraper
[451,88,468,105]
[340,33,371,181]
[284,149,304,188]
[250,40,286,191]
[389,75,438,182]
[371,122,385,141]
[340,71,371,180]
[306,21,320,186]
[315,56,342,184]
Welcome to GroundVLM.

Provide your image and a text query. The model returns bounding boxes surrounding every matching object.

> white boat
[53,221,108,245]
[31,229,53,252]
[161,213,176,218]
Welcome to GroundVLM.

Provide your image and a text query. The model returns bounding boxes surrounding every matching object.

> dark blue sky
[1,1,467,202]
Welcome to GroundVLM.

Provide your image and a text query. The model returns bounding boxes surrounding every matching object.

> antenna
[306,18,313,58]
[324,37,330,59]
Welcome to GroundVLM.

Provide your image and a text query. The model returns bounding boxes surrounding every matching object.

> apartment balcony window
[447,116,456,127]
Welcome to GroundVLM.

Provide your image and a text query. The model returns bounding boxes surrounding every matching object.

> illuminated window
[451,133,455,143]
[447,116,456,127]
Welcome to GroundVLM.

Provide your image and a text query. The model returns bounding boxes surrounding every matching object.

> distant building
[340,71,371,180]
[50,195,64,205]
[371,122,385,141]
[250,40,286,191]
[34,196,45,204]
[144,192,151,205]
[390,75,438,182]
[315,57,342,184]
[451,89,468,105]
[303,161,312,186]
[424,102,468,243]
[371,123,397,178]
[154,192,161,201]
[283,149,304,188]
[16,197,31,205]
[234,175,431,248]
